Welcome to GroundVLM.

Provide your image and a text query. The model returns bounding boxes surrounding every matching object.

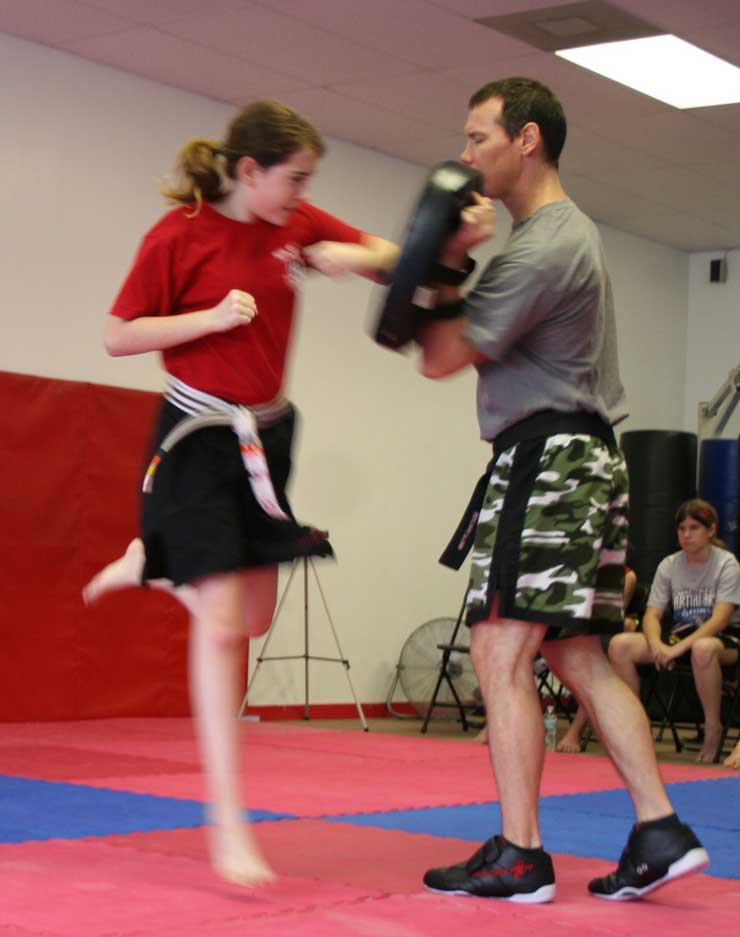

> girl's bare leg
[82,538,147,604]
[607,632,652,697]
[82,537,197,612]
[190,567,277,887]
[556,705,588,752]
[692,639,736,763]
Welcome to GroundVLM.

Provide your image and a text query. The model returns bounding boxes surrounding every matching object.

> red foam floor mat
[0,821,734,937]
[1,719,732,817]
[0,719,736,937]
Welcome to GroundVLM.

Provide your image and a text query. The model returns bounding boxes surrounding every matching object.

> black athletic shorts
[441,410,627,638]
[141,400,332,586]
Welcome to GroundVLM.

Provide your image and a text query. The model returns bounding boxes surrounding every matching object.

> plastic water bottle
[544,705,557,752]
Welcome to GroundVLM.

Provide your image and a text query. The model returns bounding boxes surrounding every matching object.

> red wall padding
[0,370,194,721]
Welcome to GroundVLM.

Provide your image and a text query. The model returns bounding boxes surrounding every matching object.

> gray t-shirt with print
[647,545,740,640]
[463,199,627,441]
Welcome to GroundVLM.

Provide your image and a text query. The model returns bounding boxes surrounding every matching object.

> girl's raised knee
[244,616,272,639]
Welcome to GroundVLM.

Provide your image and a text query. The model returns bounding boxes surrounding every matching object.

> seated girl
[609,499,740,763]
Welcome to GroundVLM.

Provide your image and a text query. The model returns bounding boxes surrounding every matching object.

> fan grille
[397,617,480,719]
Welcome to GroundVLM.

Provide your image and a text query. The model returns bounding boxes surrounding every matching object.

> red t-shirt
[111,200,365,404]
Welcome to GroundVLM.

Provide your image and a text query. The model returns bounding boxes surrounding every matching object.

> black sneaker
[588,820,710,900]
[423,835,556,903]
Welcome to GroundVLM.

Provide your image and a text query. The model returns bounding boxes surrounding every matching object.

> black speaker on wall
[620,430,697,587]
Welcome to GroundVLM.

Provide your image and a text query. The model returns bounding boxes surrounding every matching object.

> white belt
[142,376,290,520]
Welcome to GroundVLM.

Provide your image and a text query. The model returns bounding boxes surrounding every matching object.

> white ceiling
[4,0,740,251]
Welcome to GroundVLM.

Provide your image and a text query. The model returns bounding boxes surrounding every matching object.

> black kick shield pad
[373,161,483,351]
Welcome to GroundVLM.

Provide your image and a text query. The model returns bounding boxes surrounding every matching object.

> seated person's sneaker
[588,816,709,901]
[423,835,556,903]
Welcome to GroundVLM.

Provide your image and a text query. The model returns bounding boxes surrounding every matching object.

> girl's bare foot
[697,724,722,763]
[82,538,146,605]
[210,822,276,888]
[723,744,740,769]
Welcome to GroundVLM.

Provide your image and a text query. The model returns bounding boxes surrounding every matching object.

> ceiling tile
[258,0,533,67]
[689,103,740,136]
[585,110,740,165]
[159,4,412,84]
[84,0,249,28]
[615,0,740,33]
[430,0,581,16]
[2,0,740,250]
[666,216,740,251]
[567,171,738,250]
[692,21,740,68]
[603,206,699,250]
[613,165,740,219]
[683,159,739,191]
[60,28,308,103]
[382,131,468,167]
[280,88,443,150]
[562,123,671,175]
[444,51,673,123]
[332,70,472,133]
[563,171,668,227]
[0,0,132,44]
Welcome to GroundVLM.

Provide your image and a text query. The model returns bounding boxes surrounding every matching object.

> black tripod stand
[238,556,368,730]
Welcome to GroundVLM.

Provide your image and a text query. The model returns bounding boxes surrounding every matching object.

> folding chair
[649,649,740,761]
[641,664,690,752]
[420,601,570,734]
[420,596,482,734]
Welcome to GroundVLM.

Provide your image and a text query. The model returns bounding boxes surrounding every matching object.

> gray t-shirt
[647,545,740,640]
[464,199,627,441]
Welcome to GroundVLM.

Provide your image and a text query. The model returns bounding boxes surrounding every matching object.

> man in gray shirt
[418,77,708,903]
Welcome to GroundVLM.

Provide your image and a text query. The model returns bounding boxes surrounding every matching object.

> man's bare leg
[470,613,548,847]
[545,635,709,898]
[544,636,672,820]
[422,607,556,903]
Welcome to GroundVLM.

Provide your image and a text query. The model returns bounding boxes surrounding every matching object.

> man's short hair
[469,77,567,167]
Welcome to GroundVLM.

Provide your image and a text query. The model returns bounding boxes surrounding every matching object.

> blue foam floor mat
[1,770,737,880]
[322,777,740,880]
[0,775,294,843]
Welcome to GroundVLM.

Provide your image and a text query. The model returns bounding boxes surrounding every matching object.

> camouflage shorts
[465,433,629,637]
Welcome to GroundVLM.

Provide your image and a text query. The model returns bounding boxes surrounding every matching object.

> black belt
[439,409,617,571]
[492,409,616,454]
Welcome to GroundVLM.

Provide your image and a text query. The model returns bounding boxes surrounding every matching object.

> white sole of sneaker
[425,883,556,903]
[592,847,711,901]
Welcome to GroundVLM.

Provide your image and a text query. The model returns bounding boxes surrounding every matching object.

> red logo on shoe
[473,860,535,880]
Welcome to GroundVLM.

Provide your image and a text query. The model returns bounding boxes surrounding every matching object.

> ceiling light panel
[557,35,740,108]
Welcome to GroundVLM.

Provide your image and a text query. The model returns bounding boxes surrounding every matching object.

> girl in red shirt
[83,100,396,887]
